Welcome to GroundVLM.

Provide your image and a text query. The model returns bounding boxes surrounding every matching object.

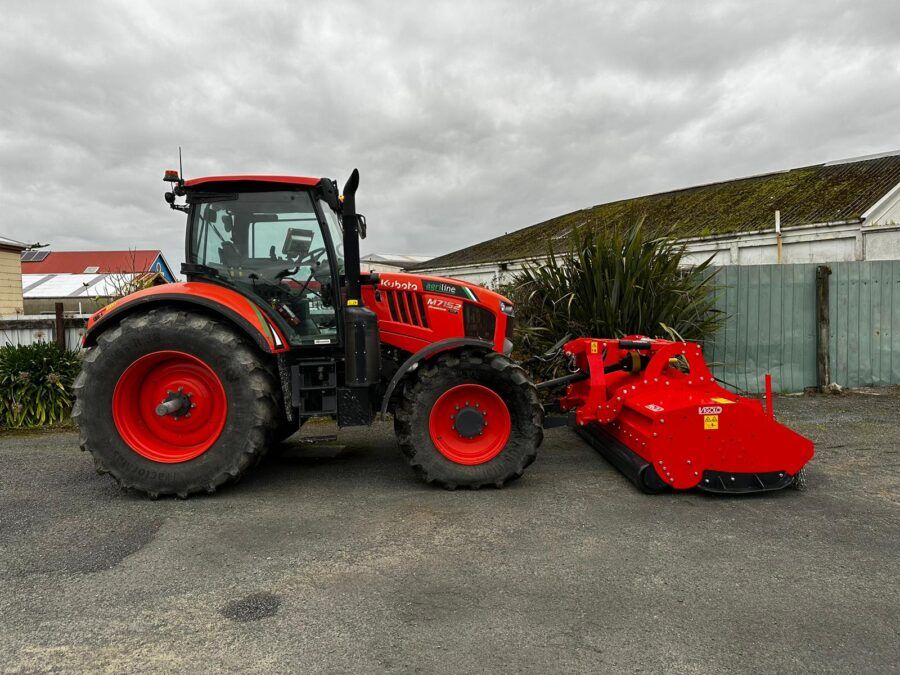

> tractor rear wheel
[73,308,279,498]
[394,350,543,489]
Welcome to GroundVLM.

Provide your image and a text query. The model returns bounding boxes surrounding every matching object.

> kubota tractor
[74,168,813,498]
[74,170,542,497]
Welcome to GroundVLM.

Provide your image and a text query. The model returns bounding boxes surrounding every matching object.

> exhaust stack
[342,169,362,304]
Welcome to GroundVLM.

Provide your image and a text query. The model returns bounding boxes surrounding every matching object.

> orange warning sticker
[704,415,719,430]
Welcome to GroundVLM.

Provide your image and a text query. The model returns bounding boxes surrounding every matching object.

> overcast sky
[2,0,899,271]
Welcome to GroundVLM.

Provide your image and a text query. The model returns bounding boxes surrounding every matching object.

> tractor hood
[372,271,512,310]
[361,271,515,357]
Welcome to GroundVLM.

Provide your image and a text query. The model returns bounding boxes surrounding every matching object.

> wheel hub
[428,383,512,465]
[155,388,194,419]
[453,406,485,438]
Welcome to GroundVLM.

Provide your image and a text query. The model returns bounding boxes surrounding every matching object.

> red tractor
[74,169,813,498]
[74,170,542,497]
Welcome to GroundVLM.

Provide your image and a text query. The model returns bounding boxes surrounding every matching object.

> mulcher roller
[554,337,814,494]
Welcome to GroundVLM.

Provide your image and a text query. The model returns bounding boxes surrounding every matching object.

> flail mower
[538,337,814,493]
[73,169,813,498]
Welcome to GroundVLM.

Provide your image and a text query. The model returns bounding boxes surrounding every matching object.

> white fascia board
[860,181,900,222]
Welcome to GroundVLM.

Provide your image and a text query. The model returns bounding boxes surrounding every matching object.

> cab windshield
[188,189,344,342]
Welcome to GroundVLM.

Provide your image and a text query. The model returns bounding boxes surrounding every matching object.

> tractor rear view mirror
[282,228,314,258]
[341,213,367,238]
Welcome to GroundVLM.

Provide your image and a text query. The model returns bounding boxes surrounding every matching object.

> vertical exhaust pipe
[342,169,362,304]
[338,169,380,425]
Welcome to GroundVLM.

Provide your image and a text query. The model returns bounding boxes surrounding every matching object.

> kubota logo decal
[698,406,723,415]
[382,278,419,291]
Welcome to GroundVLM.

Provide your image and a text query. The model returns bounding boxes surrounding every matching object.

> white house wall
[861,179,900,259]
[363,262,409,274]
[680,222,867,266]
[866,180,900,226]
[865,228,900,260]
[419,220,900,286]
[872,197,900,226]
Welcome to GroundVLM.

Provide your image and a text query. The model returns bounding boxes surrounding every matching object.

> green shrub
[508,221,723,360]
[0,342,82,429]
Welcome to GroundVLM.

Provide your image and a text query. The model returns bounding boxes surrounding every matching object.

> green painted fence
[704,261,900,393]
[829,261,900,388]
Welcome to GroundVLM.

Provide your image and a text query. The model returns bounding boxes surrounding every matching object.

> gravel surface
[0,392,897,674]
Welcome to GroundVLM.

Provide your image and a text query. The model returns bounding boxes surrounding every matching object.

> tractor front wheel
[73,308,279,498]
[394,350,543,489]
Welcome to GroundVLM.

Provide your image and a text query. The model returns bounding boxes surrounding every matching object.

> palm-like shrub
[508,221,723,359]
[0,342,82,428]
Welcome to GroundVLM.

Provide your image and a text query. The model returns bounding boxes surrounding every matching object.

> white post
[775,210,782,264]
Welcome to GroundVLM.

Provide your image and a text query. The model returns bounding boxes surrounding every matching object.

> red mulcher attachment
[555,337,814,494]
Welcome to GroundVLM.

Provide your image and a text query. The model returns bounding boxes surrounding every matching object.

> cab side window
[193,204,235,267]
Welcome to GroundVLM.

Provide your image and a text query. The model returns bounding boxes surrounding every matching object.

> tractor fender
[379,337,494,416]
[82,282,289,354]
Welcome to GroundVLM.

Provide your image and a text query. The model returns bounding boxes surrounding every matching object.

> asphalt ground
[0,392,898,674]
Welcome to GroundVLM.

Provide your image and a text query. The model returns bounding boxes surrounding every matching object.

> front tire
[394,350,543,489]
[73,308,279,498]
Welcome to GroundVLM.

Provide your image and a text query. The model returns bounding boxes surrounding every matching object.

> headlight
[463,304,496,341]
[499,301,515,316]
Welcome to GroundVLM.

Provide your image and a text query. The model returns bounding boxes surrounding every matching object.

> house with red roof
[19,249,174,315]
[20,249,175,281]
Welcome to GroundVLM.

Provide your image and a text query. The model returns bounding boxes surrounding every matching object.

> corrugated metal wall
[705,261,900,392]
[705,264,817,393]
[829,261,900,387]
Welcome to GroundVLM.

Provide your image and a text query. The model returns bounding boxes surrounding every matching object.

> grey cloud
[1,0,898,271]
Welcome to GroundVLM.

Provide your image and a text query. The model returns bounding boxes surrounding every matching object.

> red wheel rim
[112,351,227,463]
[428,383,512,465]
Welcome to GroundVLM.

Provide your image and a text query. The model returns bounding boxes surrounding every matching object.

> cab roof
[183,175,321,188]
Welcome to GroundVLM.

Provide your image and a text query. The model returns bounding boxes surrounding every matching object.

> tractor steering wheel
[264,246,329,282]
[291,246,328,269]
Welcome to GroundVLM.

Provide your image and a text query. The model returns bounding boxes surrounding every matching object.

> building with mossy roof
[411,151,900,286]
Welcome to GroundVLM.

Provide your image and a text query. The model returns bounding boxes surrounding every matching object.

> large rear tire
[394,350,543,489]
[73,308,279,498]
[272,414,303,443]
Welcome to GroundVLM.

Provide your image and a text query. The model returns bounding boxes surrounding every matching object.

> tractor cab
[177,176,348,347]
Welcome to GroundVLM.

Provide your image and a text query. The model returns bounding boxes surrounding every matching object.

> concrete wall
[0,315,88,351]
[417,221,900,286]
[679,221,900,267]
[23,297,106,315]
[361,262,407,274]
[865,229,900,260]
[0,248,24,315]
